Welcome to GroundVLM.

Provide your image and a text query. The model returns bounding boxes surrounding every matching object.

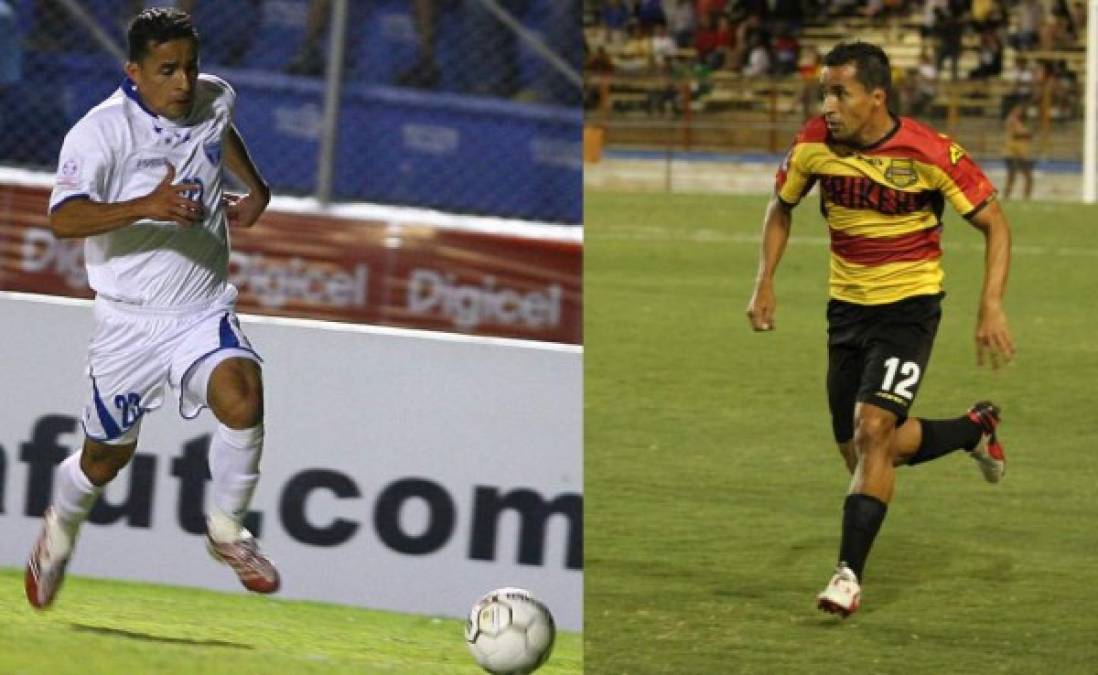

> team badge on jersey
[57,158,81,188]
[884,158,917,188]
[204,139,222,166]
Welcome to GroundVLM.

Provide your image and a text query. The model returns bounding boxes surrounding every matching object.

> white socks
[53,452,102,535]
[207,423,263,543]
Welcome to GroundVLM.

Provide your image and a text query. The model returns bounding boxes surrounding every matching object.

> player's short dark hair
[823,41,893,107]
[127,8,199,63]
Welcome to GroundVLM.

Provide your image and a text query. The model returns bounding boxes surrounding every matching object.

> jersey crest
[884,158,917,188]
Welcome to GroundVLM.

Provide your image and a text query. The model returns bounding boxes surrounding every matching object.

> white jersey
[49,74,237,308]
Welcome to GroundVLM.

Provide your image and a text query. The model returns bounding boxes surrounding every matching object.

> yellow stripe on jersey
[829,256,945,305]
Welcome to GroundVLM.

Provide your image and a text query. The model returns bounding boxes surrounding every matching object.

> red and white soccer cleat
[206,528,281,594]
[816,564,861,618]
[25,507,74,610]
[967,400,1005,483]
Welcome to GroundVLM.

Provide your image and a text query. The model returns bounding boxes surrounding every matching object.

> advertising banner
[0,182,581,344]
[0,293,583,630]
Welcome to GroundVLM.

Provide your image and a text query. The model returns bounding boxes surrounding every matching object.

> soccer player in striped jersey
[745,42,1015,617]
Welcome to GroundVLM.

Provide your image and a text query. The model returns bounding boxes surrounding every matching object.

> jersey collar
[121,78,192,129]
[121,78,161,119]
[859,114,901,151]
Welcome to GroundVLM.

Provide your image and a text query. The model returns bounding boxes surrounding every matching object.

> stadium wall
[0,292,583,630]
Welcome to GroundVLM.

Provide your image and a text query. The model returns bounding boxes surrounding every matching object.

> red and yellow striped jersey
[775,115,995,305]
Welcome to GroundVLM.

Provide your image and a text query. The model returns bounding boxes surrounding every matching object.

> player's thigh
[856,295,942,422]
[170,304,263,426]
[83,307,172,444]
[827,343,863,445]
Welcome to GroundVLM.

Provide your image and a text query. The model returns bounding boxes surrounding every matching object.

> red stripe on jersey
[830,225,943,265]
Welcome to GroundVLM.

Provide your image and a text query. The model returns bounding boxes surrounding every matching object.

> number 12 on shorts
[881,357,920,399]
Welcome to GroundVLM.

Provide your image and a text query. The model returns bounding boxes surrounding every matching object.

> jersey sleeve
[774,137,816,208]
[935,140,996,217]
[48,118,115,213]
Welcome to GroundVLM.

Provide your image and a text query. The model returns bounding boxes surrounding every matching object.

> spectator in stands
[651,21,679,67]
[907,48,939,115]
[768,0,804,35]
[1040,0,1077,51]
[741,29,771,77]
[693,11,733,70]
[697,0,729,24]
[583,40,614,109]
[665,0,697,48]
[614,19,654,74]
[770,26,799,76]
[797,44,822,119]
[1003,101,1034,200]
[968,29,1003,79]
[930,0,965,80]
[1011,0,1044,51]
[634,0,667,27]
[601,0,632,45]
[1007,55,1036,104]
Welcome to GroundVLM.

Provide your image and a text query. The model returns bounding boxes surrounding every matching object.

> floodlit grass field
[0,568,581,674]
[585,191,1098,674]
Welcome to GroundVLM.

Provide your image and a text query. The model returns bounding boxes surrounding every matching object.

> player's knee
[852,414,894,451]
[209,360,264,429]
[215,389,264,429]
[81,442,136,486]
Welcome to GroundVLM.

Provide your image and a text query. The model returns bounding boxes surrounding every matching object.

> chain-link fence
[0,0,583,223]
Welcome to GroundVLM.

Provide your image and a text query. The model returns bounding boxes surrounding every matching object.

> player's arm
[746,195,794,331]
[50,163,203,239]
[967,199,1014,368]
[222,124,270,228]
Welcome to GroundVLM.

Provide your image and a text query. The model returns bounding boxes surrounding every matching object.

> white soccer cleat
[25,507,75,610]
[206,527,281,594]
[967,401,1005,484]
[816,563,861,618]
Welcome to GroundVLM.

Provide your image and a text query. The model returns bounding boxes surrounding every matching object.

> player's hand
[746,281,776,331]
[140,162,204,226]
[223,190,268,229]
[975,302,1014,369]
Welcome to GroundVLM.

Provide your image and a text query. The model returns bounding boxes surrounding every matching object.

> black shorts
[1005,157,1034,172]
[826,293,943,443]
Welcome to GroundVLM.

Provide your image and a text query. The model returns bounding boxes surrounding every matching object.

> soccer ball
[465,587,556,674]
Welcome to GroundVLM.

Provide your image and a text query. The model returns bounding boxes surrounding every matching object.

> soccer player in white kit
[25,8,280,608]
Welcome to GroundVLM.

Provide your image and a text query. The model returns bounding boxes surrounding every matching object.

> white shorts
[82,286,262,445]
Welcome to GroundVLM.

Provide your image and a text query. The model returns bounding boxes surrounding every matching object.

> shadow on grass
[70,623,253,650]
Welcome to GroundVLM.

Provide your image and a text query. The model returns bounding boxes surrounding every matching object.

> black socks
[838,493,888,580]
[906,416,983,466]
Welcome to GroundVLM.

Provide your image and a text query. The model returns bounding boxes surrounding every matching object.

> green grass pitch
[584,191,1098,674]
[0,569,581,674]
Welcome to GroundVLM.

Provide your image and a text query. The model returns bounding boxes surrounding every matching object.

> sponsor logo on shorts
[874,391,910,407]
